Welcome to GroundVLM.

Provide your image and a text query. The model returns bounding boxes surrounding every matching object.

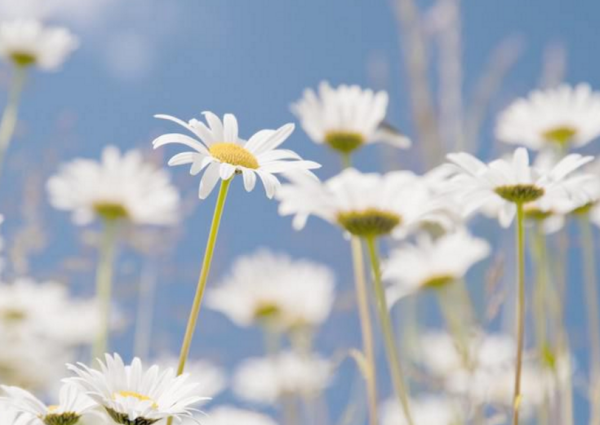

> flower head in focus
[384,230,490,303]
[47,146,180,226]
[496,83,600,149]
[233,351,332,405]
[0,19,78,70]
[207,249,335,330]
[445,147,594,227]
[1,384,96,425]
[67,354,207,425]
[152,112,320,199]
[292,81,410,155]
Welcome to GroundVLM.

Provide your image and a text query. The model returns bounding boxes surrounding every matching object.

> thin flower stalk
[0,65,27,181]
[365,236,414,425]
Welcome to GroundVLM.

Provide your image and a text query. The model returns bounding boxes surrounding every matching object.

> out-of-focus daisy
[277,168,432,239]
[157,356,226,403]
[207,249,335,330]
[381,395,464,425]
[1,384,96,425]
[67,354,207,425]
[0,19,78,70]
[445,147,594,227]
[182,407,277,425]
[291,81,410,155]
[496,83,600,149]
[0,406,30,425]
[384,230,490,303]
[233,352,332,405]
[152,112,320,199]
[47,146,180,226]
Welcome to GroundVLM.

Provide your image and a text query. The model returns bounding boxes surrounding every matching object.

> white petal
[242,169,257,192]
[152,133,208,155]
[199,162,221,199]
[223,114,239,143]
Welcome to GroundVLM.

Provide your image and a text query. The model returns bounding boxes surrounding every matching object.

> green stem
[365,236,414,425]
[350,236,379,425]
[341,152,352,169]
[437,283,470,368]
[92,219,119,359]
[578,215,600,425]
[511,203,526,425]
[0,65,27,182]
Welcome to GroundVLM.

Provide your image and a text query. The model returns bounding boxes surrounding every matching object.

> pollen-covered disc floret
[0,20,78,71]
[496,83,600,149]
[1,384,96,425]
[444,147,595,227]
[277,168,433,239]
[152,112,320,200]
[66,354,207,425]
[291,81,410,154]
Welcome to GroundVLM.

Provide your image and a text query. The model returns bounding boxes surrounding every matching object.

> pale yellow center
[10,52,36,67]
[209,142,259,169]
[324,131,365,154]
[93,202,130,221]
[542,126,577,145]
[114,391,158,409]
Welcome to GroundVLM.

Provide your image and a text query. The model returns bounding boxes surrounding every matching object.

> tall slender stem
[93,219,119,359]
[511,203,526,425]
[0,65,27,182]
[365,236,414,425]
[350,236,379,425]
[578,215,600,425]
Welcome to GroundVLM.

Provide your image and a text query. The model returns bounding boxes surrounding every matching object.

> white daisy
[0,407,31,425]
[381,395,463,425]
[233,352,332,405]
[277,168,432,239]
[291,81,410,154]
[47,146,180,226]
[157,357,226,403]
[1,384,96,425]
[183,407,277,425]
[383,230,490,303]
[445,147,594,227]
[0,19,78,70]
[66,354,207,425]
[152,112,320,199]
[206,249,335,330]
[496,83,600,149]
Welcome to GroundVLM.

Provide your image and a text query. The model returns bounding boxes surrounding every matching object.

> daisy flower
[445,147,594,227]
[0,19,78,70]
[381,395,464,425]
[291,81,410,155]
[152,112,320,199]
[496,83,600,149]
[277,168,432,239]
[47,146,180,226]
[206,249,335,330]
[1,384,96,425]
[383,230,490,303]
[66,354,207,425]
[233,352,332,405]
[182,407,277,425]
[0,407,30,425]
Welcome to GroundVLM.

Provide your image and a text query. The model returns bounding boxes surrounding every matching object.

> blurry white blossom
[207,249,335,330]
[183,406,278,425]
[0,19,78,70]
[157,356,226,403]
[381,395,464,425]
[233,351,332,405]
[47,146,180,226]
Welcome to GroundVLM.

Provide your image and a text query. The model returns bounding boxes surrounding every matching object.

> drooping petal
[199,162,221,199]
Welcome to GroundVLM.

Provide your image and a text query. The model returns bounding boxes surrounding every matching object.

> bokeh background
[1,0,598,422]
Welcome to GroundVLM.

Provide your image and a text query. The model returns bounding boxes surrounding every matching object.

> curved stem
[511,202,526,425]
[0,66,27,182]
[92,219,119,359]
[578,215,600,424]
[350,236,379,425]
[365,236,414,425]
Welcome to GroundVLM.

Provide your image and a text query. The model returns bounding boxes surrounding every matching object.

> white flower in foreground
[277,168,431,239]
[0,407,30,425]
[187,406,277,425]
[445,147,594,227]
[496,83,600,149]
[47,146,180,225]
[207,249,335,329]
[152,112,320,199]
[157,357,226,402]
[292,81,410,154]
[233,352,332,405]
[381,395,463,425]
[1,384,96,425]
[0,19,78,70]
[67,354,207,425]
[384,231,490,303]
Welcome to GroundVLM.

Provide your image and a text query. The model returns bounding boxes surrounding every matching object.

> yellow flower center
[114,391,158,409]
[421,274,455,290]
[337,208,401,237]
[572,201,596,216]
[10,52,37,68]
[523,206,553,221]
[324,131,365,154]
[542,126,577,145]
[93,202,130,221]
[43,411,80,425]
[1,308,26,322]
[495,184,545,204]
[209,142,259,169]
[254,303,281,321]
